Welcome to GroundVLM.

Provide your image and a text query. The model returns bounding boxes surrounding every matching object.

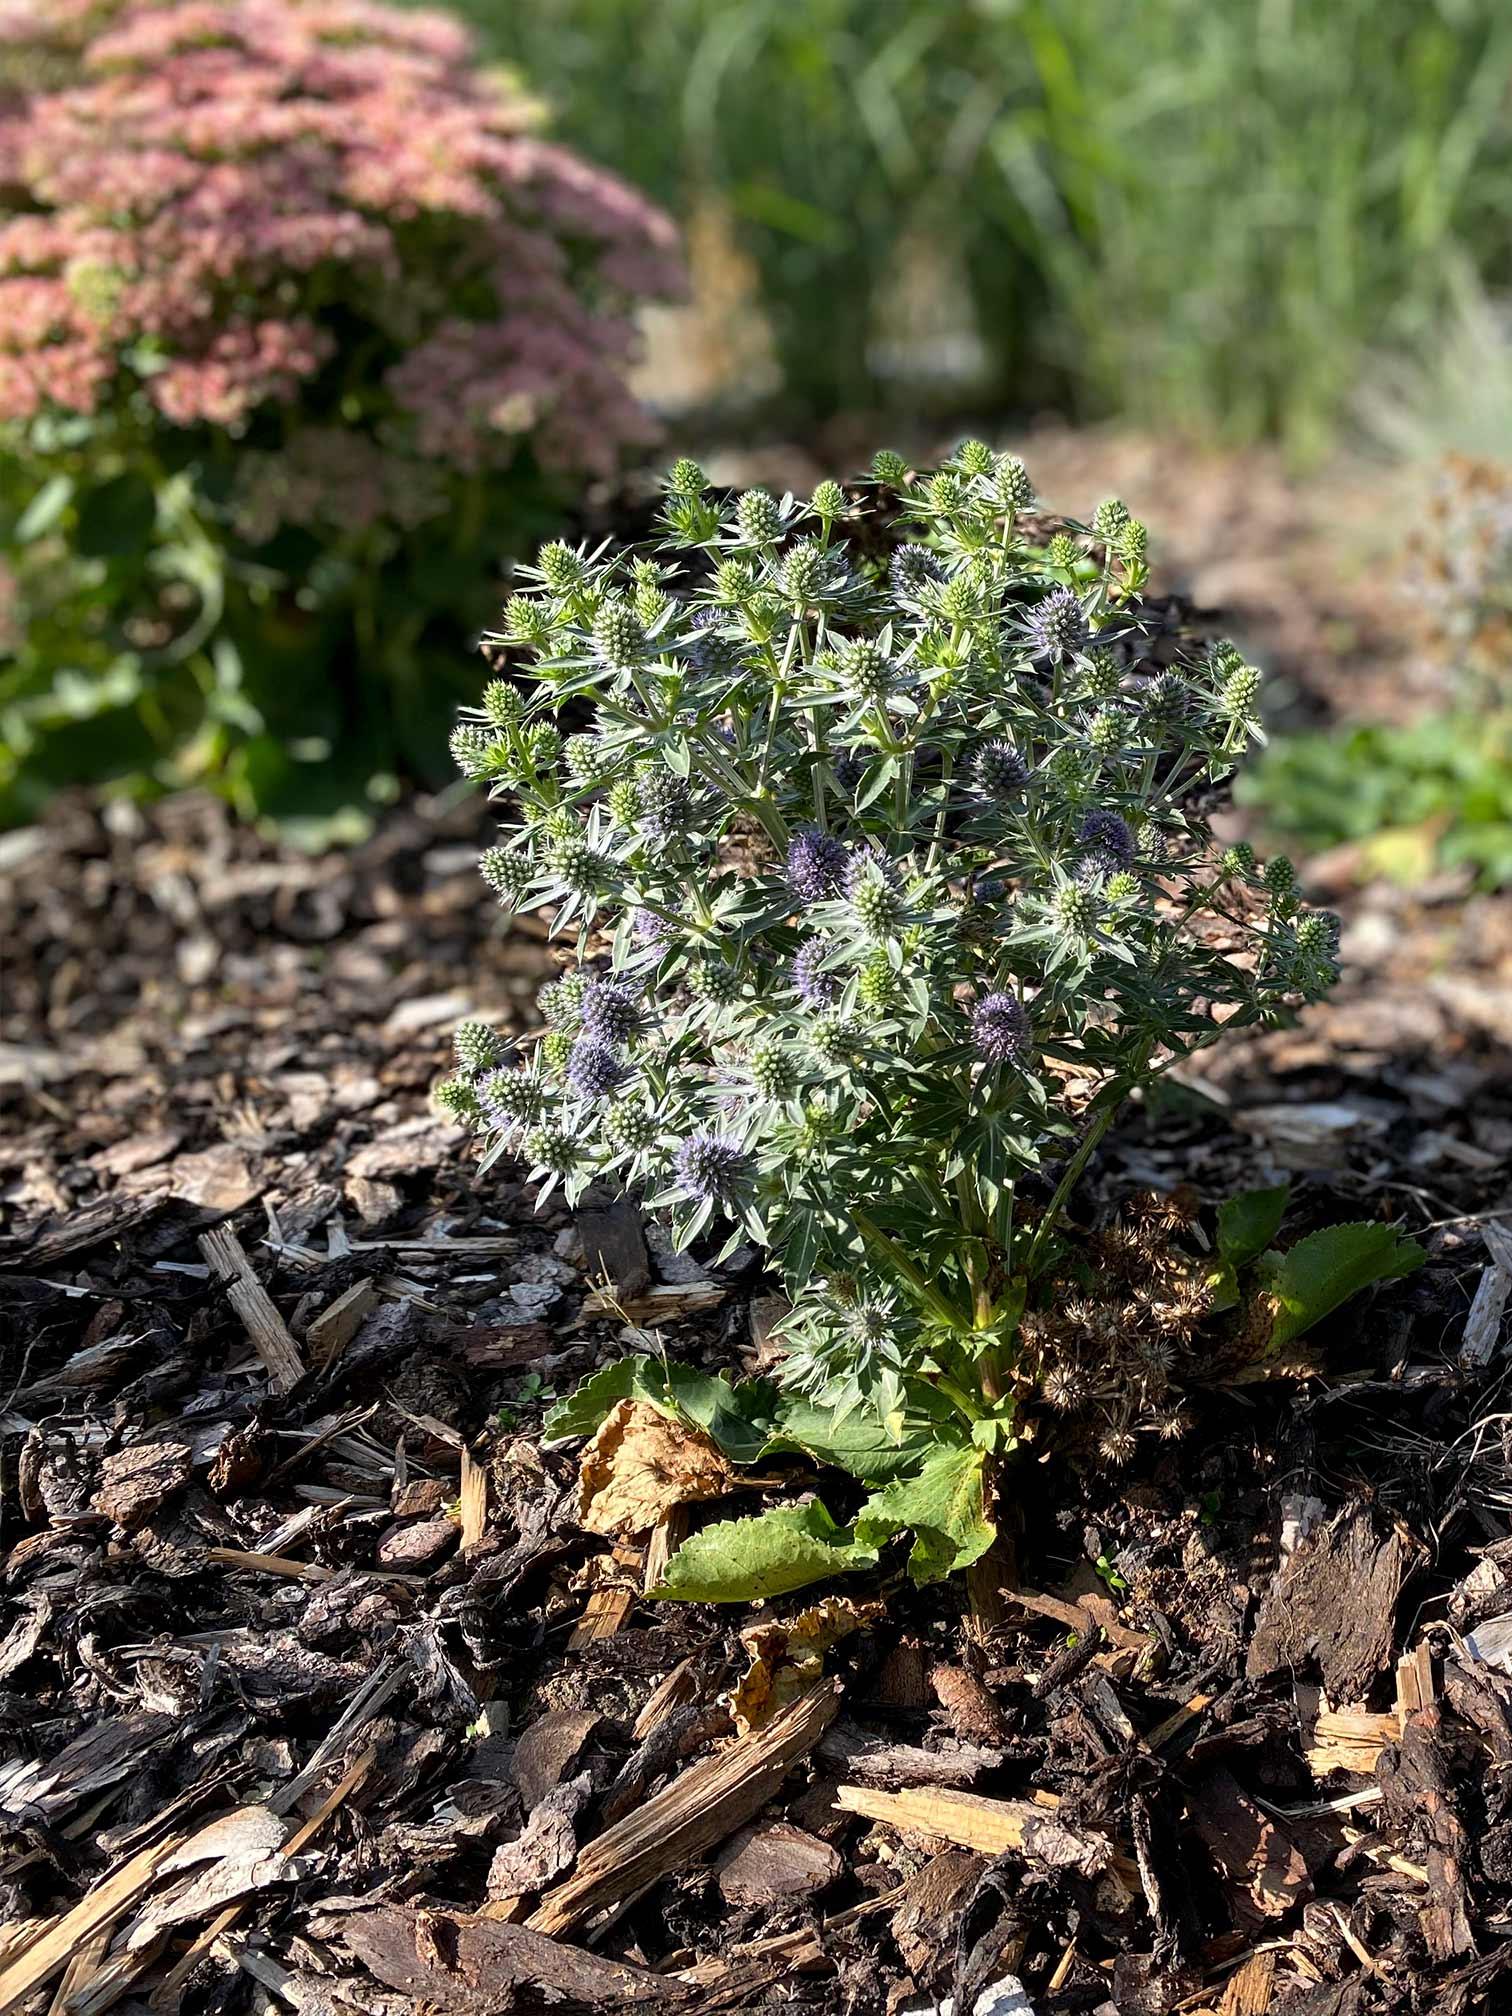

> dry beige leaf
[576,1400,734,1539]
[730,1597,885,1735]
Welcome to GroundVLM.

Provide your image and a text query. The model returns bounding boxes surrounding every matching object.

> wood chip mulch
[3,788,1512,2015]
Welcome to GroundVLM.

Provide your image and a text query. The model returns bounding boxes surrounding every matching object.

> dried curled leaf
[730,1596,884,1735]
[577,1399,735,1539]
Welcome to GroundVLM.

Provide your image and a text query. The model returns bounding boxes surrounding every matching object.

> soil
[2,444,1512,2015]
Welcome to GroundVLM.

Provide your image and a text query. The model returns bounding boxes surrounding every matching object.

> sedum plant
[446,445,1345,1592]
[0,0,682,828]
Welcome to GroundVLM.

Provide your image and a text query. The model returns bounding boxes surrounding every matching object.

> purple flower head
[580,978,642,1046]
[566,1039,626,1099]
[674,1130,749,1204]
[786,824,848,902]
[841,844,901,902]
[1028,586,1089,662]
[792,936,839,1006]
[684,603,743,676]
[830,747,868,796]
[970,991,1031,1067]
[633,906,673,946]
[1076,809,1136,869]
[890,542,945,599]
[974,738,1030,800]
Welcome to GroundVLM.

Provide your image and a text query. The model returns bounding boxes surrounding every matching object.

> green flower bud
[541,1029,573,1073]
[871,448,908,485]
[454,1020,504,1072]
[1219,662,1262,721]
[479,846,532,906]
[1082,647,1122,700]
[433,1075,480,1121]
[994,454,1034,512]
[1045,532,1078,571]
[538,541,581,592]
[848,860,905,942]
[1092,498,1130,543]
[524,1123,579,1175]
[715,558,754,604]
[937,575,980,624]
[538,973,588,1030]
[690,957,743,1005]
[548,834,606,895]
[563,733,605,785]
[525,722,561,771]
[857,949,901,1014]
[635,583,672,627]
[840,636,892,701]
[604,1100,659,1154]
[503,596,550,644]
[594,599,645,669]
[607,776,642,828]
[1088,708,1124,756]
[750,1041,799,1100]
[666,457,705,495]
[1220,841,1256,878]
[781,539,832,606]
[955,438,994,477]
[810,478,845,519]
[928,471,965,513]
[1119,519,1148,566]
[1104,870,1140,904]
[1263,855,1296,898]
[482,679,525,727]
[736,488,781,544]
[810,1010,859,1063]
[1053,881,1101,937]
[450,723,510,780]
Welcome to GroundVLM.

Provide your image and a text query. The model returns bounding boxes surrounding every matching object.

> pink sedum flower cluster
[0,0,683,498]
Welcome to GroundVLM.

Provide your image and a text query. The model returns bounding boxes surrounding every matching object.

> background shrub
[444,0,1512,451]
[0,0,682,830]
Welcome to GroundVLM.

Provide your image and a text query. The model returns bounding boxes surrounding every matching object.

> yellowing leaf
[729,1596,884,1734]
[576,1399,735,1539]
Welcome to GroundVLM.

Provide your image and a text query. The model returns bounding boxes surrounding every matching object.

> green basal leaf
[650,1500,878,1603]
[1217,1183,1291,1268]
[854,1442,995,1586]
[1258,1221,1426,1349]
[761,1384,959,1483]
[542,1353,773,1463]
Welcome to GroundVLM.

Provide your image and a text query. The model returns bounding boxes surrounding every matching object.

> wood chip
[715,1821,840,1906]
[304,1279,378,1368]
[198,1226,303,1393]
[1187,1765,1312,1923]
[834,1783,1113,1881]
[1248,1501,1410,1701]
[528,1680,840,1935]
[567,1586,638,1651]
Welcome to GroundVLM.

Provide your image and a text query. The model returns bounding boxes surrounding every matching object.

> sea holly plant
[442,444,1361,1597]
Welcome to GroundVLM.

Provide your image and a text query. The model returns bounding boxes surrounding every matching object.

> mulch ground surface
[4,469,1512,2012]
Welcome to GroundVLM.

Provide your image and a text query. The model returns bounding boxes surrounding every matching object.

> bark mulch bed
[3,787,1512,2015]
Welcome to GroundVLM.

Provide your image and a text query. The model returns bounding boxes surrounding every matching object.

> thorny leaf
[1258,1221,1426,1349]
[650,1501,879,1603]
[854,1443,996,1585]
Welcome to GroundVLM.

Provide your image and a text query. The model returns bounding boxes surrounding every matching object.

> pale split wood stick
[527,1680,841,1936]
[198,1226,303,1392]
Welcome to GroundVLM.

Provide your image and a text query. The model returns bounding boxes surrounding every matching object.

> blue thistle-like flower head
[791,936,839,1006]
[635,762,690,842]
[786,825,848,902]
[1028,586,1089,662]
[830,748,868,796]
[974,738,1030,801]
[684,603,744,677]
[566,1038,626,1099]
[674,1130,749,1203]
[970,991,1031,1066]
[890,543,945,600]
[1076,809,1136,870]
[580,978,642,1047]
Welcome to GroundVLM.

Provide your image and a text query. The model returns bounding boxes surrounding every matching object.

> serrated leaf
[1259,1221,1426,1348]
[543,1354,774,1463]
[761,1387,957,1482]
[1217,1183,1291,1268]
[650,1500,878,1603]
[854,1442,995,1585]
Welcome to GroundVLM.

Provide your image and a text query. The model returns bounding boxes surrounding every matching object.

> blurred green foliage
[1240,716,1512,891]
[447,0,1512,451]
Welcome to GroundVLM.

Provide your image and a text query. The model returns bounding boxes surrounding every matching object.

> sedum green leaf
[649,1500,878,1603]
[1259,1221,1426,1348]
[854,1442,995,1585]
